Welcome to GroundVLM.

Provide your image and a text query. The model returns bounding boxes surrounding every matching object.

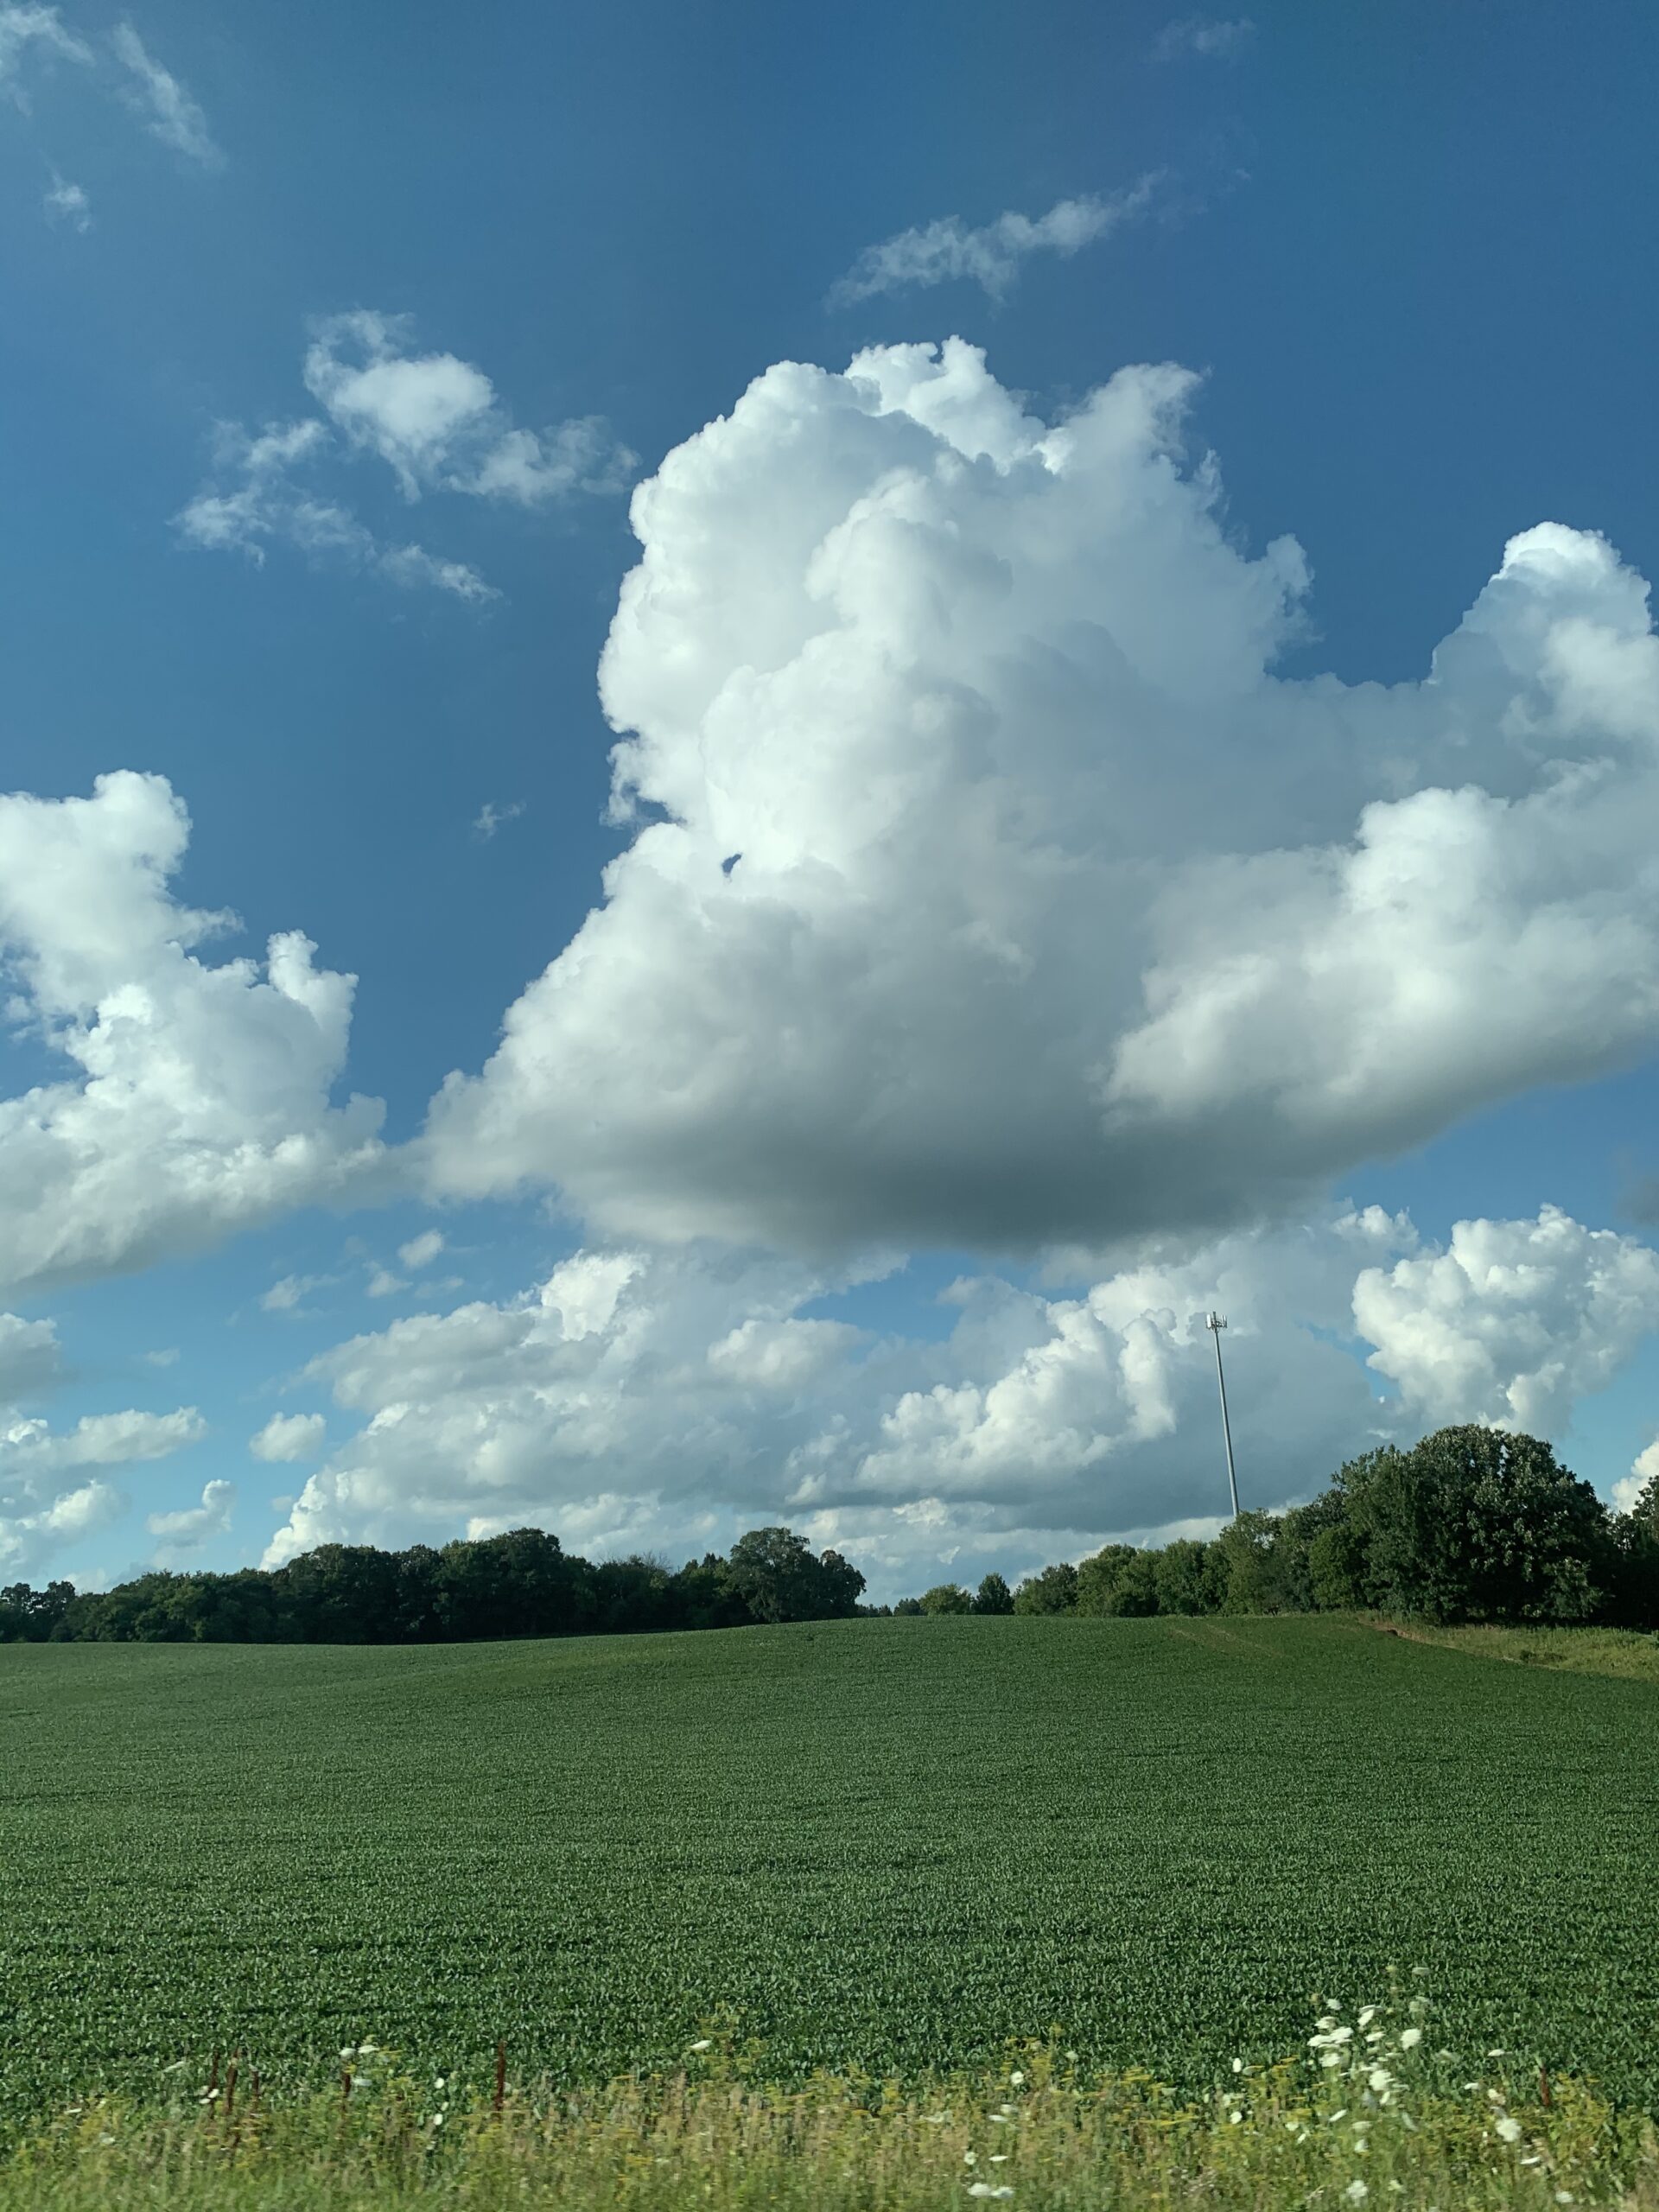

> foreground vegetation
[3,1995,1654,2210]
[4,1614,1659,2127]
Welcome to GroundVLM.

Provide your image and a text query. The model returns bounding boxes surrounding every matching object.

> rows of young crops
[2,1615,1656,2124]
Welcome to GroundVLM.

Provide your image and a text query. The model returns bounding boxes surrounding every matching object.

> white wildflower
[1358,2008,1378,2029]
[1368,2068,1393,2093]
[1008,2070,1025,2088]
[967,2186,1014,2200]
[1399,2028,1422,2050]
[689,2039,714,2054]
[964,2150,977,2166]
[1232,2057,1244,2074]
[1320,2052,1343,2069]
[1345,2183,1370,2204]
[1495,2116,1522,2145]
[1555,2193,1575,2204]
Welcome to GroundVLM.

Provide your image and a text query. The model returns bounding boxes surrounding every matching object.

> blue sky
[3,1,1659,1599]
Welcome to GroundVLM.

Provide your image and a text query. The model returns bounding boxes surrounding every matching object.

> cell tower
[1205,1313,1241,1519]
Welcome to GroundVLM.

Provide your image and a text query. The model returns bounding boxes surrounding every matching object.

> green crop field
[3,1615,1658,2126]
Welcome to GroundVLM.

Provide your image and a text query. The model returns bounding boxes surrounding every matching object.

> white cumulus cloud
[1,1402,205,1576]
[1613,1440,1659,1516]
[1353,1206,1659,1433]
[250,1412,326,1464]
[148,1476,233,1554]
[423,342,1659,1262]
[0,772,387,1300]
[397,1230,445,1271]
[0,1313,64,1400]
[830,178,1162,304]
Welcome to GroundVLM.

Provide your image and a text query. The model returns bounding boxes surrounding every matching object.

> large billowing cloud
[262,1205,1654,1590]
[0,772,386,1299]
[423,341,1659,1257]
[1354,1206,1659,1433]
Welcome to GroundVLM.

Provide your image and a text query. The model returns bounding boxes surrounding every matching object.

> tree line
[0,1523,865,1644]
[6,1427,1657,1647]
[892,1427,1659,1627]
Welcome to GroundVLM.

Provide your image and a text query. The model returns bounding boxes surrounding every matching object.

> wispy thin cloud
[473,798,525,840]
[111,20,219,167]
[175,418,498,604]
[0,4,91,90]
[829,175,1164,305]
[302,311,635,505]
[42,169,89,228]
[1149,15,1255,62]
[176,313,633,607]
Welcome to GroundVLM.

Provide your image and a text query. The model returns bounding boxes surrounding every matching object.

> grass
[1376,1619,1659,1682]
[3,1615,1659,2129]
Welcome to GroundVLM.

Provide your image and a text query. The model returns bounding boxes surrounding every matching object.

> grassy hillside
[1380,1618,1659,1681]
[3,1615,1657,2123]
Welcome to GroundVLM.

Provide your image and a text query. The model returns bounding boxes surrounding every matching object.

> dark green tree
[1150,1540,1211,1616]
[1342,1427,1611,1623]
[724,1527,865,1623]
[1013,1561,1078,1615]
[919,1582,972,1614]
[970,1572,1014,1615]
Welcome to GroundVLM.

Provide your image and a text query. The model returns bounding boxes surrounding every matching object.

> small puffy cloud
[0,5,91,87]
[365,1267,404,1298]
[148,1477,233,1553]
[473,799,524,841]
[250,1412,327,1464]
[0,771,387,1299]
[397,1230,445,1271]
[830,177,1161,304]
[42,173,90,229]
[110,22,219,167]
[142,1346,180,1367]
[1150,16,1255,61]
[302,312,634,505]
[176,315,630,604]
[423,344,1659,1262]
[175,419,496,604]
[260,1205,1648,1586]
[0,1313,63,1400]
[1355,1207,1659,1434]
[259,1274,328,1314]
[1,1402,204,1575]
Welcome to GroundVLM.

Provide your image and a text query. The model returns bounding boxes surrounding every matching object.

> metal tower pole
[1206,1313,1241,1520]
